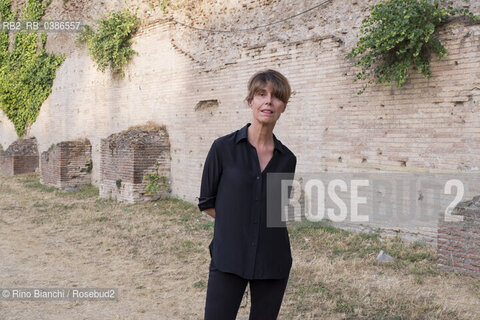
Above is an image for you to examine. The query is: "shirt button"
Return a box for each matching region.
[251,242,256,246]
[256,176,260,180]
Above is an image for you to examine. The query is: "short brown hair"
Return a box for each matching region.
[245,69,291,105]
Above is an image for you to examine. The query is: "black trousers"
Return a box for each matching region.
[204,260,289,320]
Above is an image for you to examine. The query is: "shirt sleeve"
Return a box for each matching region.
[288,155,297,199]
[198,140,222,212]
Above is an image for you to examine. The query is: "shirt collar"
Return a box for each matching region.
[235,123,284,153]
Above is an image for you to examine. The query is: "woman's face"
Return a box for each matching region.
[248,82,286,125]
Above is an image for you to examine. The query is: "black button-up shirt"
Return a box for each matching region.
[198,123,297,279]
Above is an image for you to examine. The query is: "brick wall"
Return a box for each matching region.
[0,137,39,175]
[0,0,477,241]
[0,155,13,176]
[437,196,480,277]
[99,125,171,203]
[0,109,17,151]
[12,156,39,175]
[40,139,92,188]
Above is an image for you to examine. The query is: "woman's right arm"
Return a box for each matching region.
[198,140,222,217]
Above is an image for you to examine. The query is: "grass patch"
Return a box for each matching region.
[18,175,98,199]
[193,279,206,289]
[287,271,457,319]
[197,221,214,231]
[94,198,116,209]
[0,184,19,195]
[289,219,349,235]
[94,216,109,223]
[173,239,204,260]
[289,219,437,271]
[1,205,25,211]
[33,201,49,208]
[284,219,454,318]
[74,184,99,199]
[23,179,57,193]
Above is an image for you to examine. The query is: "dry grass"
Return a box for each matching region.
[127,121,167,132]
[0,173,479,319]
[283,220,480,319]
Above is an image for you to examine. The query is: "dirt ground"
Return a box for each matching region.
[1,173,480,320]
[0,173,223,320]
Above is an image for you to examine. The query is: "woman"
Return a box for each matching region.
[198,69,297,320]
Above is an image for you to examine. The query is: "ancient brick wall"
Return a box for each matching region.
[0,155,13,176]
[0,0,478,241]
[40,145,61,185]
[438,196,480,277]
[40,139,92,188]
[0,137,39,175]
[100,125,171,203]
[0,110,17,151]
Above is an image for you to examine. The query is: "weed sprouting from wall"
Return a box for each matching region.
[76,9,140,78]
[347,0,480,94]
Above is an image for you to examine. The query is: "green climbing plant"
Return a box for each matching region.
[76,9,140,77]
[0,0,65,137]
[346,0,480,94]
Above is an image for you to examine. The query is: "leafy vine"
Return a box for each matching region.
[0,0,65,136]
[346,0,480,94]
[76,9,140,77]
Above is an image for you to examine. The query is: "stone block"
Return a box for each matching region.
[40,139,92,189]
[437,196,480,277]
[99,124,171,203]
[0,137,39,176]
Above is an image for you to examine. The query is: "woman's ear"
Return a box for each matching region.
[281,103,287,113]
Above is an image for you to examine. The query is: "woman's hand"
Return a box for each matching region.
[203,208,216,219]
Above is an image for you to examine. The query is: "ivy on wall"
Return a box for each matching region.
[76,9,140,77]
[347,0,480,94]
[0,0,65,137]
